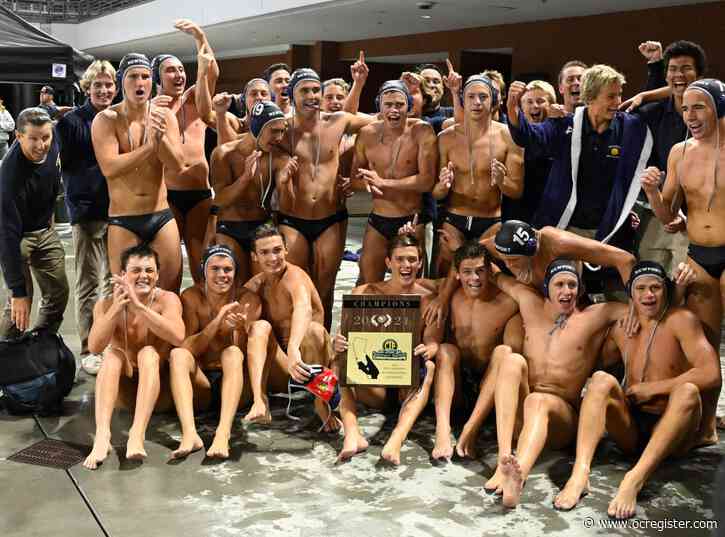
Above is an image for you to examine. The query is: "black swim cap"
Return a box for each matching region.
[200,244,237,280]
[250,100,286,139]
[375,80,412,112]
[461,74,499,108]
[625,261,669,298]
[494,220,537,256]
[151,54,181,87]
[687,79,725,119]
[288,68,320,98]
[117,53,151,96]
[543,259,580,298]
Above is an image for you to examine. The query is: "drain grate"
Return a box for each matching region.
[8,438,87,469]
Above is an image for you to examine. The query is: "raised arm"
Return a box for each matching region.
[432,134,454,200]
[506,80,564,156]
[641,145,682,225]
[344,110,376,135]
[551,228,636,284]
[344,51,368,114]
[87,297,124,355]
[153,107,185,173]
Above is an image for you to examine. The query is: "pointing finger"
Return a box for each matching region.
[446,58,454,74]
[412,213,419,227]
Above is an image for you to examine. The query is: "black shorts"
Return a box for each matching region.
[217,219,267,252]
[441,211,501,241]
[688,243,725,280]
[108,208,175,244]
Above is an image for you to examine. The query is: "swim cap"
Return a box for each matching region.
[687,79,725,119]
[543,259,581,298]
[288,68,321,98]
[375,80,413,112]
[200,244,237,280]
[117,53,151,96]
[250,100,286,139]
[461,74,499,108]
[494,220,538,256]
[151,54,181,87]
[625,260,670,298]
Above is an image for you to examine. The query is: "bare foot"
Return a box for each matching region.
[607,473,642,519]
[484,465,504,493]
[243,400,272,424]
[170,433,204,460]
[554,472,590,511]
[432,428,454,461]
[206,431,231,459]
[125,433,148,461]
[500,454,524,508]
[337,431,369,463]
[83,432,112,470]
[380,441,402,466]
[315,398,342,432]
[455,424,479,459]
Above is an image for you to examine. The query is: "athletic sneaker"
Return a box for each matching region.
[81,353,103,375]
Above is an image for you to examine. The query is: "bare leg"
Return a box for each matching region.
[486,348,529,492]
[126,346,162,461]
[358,224,389,285]
[434,222,464,279]
[208,346,245,459]
[280,224,311,272]
[502,392,577,508]
[150,219,183,293]
[381,360,436,465]
[299,321,340,432]
[169,348,205,459]
[457,346,506,459]
[184,198,213,284]
[83,349,124,470]
[608,383,702,520]
[312,220,346,331]
[107,224,141,277]
[243,320,273,424]
[337,387,370,462]
[555,372,637,510]
[432,343,460,461]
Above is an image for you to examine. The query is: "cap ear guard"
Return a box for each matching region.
[542,260,584,299]
[200,244,237,281]
[375,81,414,113]
[459,75,499,110]
[625,261,674,301]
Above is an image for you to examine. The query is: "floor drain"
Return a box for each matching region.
[8,438,87,469]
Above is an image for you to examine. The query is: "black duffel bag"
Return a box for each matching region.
[0,329,75,415]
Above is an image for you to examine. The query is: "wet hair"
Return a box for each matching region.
[252,223,286,251]
[580,64,626,104]
[664,40,707,77]
[387,234,422,258]
[80,60,116,93]
[120,243,160,272]
[16,107,52,133]
[482,70,506,99]
[263,63,291,82]
[557,60,588,85]
[524,80,556,104]
[322,78,350,95]
[453,240,491,271]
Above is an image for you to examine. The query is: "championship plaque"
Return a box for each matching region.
[339,294,421,388]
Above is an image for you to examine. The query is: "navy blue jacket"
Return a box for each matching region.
[55,100,109,224]
[509,107,652,244]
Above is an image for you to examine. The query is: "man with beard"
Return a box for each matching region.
[169,244,261,460]
[92,53,184,292]
[352,80,437,284]
[56,60,116,374]
[83,244,185,469]
[151,19,219,283]
[206,101,289,284]
[433,74,523,276]
[553,261,719,519]
[277,68,374,329]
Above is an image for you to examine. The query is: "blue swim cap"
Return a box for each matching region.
[250,100,286,138]
[688,79,725,119]
[288,68,321,98]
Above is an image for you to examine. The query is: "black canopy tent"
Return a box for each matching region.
[0,5,93,109]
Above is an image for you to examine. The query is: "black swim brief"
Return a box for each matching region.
[367,212,426,241]
[631,407,661,451]
[277,210,348,244]
[217,219,267,252]
[688,243,725,280]
[167,189,212,217]
[108,208,175,244]
[441,211,501,241]
[204,369,223,412]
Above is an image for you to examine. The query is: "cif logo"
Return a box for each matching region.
[382,338,398,351]
[371,314,392,328]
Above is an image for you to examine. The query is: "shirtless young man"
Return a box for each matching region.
[263,63,292,116]
[440,242,522,461]
[277,68,374,329]
[333,235,441,464]
[242,225,337,427]
[434,74,524,276]
[83,244,185,469]
[92,53,184,292]
[352,80,437,283]
[553,261,720,518]
[152,20,219,283]
[641,79,725,348]
[169,245,261,460]
[207,101,288,283]
[485,260,628,507]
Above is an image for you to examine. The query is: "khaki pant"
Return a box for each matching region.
[73,220,112,356]
[635,207,689,274]
[0,227,69,338]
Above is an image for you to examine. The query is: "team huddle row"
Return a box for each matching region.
[2,18,724,520]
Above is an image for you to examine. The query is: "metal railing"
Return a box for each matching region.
[2,0,154,23]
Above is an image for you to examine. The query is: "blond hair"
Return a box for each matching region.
[525,80,556,104]
[80,60,117,93]
[482,70,506,95]
[580,64,625,104]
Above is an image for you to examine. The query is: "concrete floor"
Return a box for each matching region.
[1,216,724,537]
